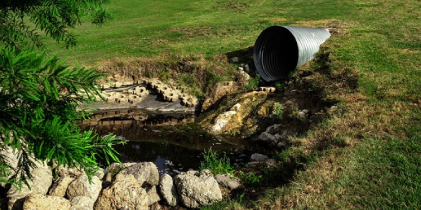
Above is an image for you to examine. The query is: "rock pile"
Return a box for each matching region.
[3,149,224,210]
[256,124,288,147]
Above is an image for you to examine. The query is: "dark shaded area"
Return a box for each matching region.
[0,185,8,210]
[200,46,360,204]
[253,26,299,81]
[80,111,270,175]
[225,46,257,76]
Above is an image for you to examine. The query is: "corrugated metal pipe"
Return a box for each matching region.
[253,26,331,82]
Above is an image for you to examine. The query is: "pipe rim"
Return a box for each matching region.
[253,26,299,82]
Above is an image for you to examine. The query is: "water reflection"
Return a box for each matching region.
[114,141,203,175]
[80,109,263,175]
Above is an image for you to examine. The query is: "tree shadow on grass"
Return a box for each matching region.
[203,46,360,206]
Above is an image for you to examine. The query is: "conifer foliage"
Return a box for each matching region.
[0,0,123,185]
[0,47,125,184]
[0,0,110,49]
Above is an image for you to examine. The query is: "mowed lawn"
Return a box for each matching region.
[45,0,355,64]
[45,0,420,209]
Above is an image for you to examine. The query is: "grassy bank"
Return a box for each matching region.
[45,0,420,208]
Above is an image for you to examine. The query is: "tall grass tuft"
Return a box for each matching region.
[199,148,234,175]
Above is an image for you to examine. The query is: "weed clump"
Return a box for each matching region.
[200,148,234,175]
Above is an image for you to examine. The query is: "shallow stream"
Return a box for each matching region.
[80,109,268,175]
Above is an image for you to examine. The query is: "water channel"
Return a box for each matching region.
[79,108,268,175]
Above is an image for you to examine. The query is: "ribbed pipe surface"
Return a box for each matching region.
[253,26,331,82]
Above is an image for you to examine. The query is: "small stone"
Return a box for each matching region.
[237,66,244,71]
[266,159,277,166]
[215,174,241,190]
[244,64,250,72]
[298,111,306,118]
[250,153,268,162]
[231,57,239,63]
[239,70,250,81]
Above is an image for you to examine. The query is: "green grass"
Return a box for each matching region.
[45,0,277,64]
[199,148,234,175]
[263,134,421,209]
[343,135,421,209]
[42,0,420,208]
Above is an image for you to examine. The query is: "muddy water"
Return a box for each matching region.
[80,109,265,175]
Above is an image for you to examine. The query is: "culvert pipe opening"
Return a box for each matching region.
[253,26,331,82]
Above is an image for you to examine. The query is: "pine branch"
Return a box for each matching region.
[0,47,124,186]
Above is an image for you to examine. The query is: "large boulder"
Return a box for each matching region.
[174,170,222,208]
[22,194,70,210]
[49,176,75,197]
[7,167,53,210]
[94,173,148,210]
[117,162,159,186]
[103,162,136,182]
[159,174,178,206]
[66,175,102,200]
[70,196,95,210]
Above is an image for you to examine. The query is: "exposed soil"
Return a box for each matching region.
[85,44,359,203]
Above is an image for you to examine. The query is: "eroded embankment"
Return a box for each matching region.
[86,45,359,192]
